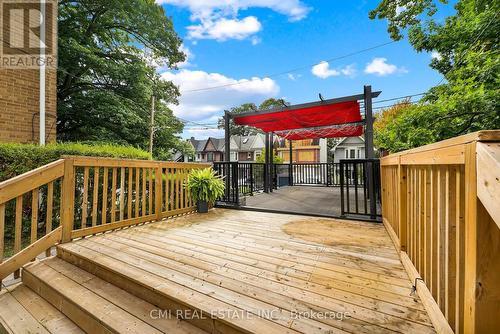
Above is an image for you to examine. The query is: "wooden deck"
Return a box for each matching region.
[15,208,435,334]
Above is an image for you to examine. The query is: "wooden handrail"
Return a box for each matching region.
[476,142,500,228]
[0,159,64,204]
[380,130,500,334]
[0,156,211,288]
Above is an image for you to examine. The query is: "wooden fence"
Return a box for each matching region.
[0,157,209,286]
[380,130,500,334]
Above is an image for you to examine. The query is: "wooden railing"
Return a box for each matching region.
[380,130,500,334]
[0,156,209,286]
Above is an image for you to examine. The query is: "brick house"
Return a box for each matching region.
[0,2,58,144]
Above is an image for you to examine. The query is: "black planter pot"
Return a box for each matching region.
[197,201,209,213]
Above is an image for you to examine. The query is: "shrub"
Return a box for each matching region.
[0,141,151,181]
[186,168,225,205]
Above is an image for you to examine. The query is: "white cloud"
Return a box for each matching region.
[311,61,356,79]
[161,69,279,123]
[364,58,407,76]
[158,0,310,21]
[178,44,194,68]
[158,0,310,42]
[340,64,356,77]
[188,16,262,41]
[287,73,301,81]
[311,61,340,79]
[431,51,442,60]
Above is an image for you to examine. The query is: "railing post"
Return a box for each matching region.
[463,142,478,334]
[249,163,254,195]
[340,162,345,217]
[155,164,162,221]
[61,158,75,243]
[398,157,407,251]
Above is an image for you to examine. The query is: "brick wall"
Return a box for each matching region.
[0,1,57,144]
[0,69,57,143]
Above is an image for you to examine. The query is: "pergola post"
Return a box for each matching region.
[264,132,270,193]
[224,110,231,199]
[364,85,376,219]
[269,132,274,192]
[364,85,374,159]
[289,140,293,186]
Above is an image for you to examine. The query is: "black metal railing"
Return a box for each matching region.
[340,159,381,219]
[212,162,240,205]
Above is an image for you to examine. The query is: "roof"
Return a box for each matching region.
[232,133,265,151]
[189,137,225,152]
[332,136,365,151]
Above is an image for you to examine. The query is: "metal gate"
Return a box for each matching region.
[339,159,381,220]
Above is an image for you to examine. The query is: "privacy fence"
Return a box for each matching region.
[380,131,500,334]
[0,157,209,286]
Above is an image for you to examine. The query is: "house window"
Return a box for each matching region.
[207,152,213,162]
[247,152,252,159]
[345,149,356,159]
[234,152,238,161]
[201,153,205,160]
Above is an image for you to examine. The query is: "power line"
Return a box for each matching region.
[181,40,398,93]
[372,93,425,104]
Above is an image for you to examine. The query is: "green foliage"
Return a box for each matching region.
[255,149,284,164]
[0,142,150,181]
[370,0,499,152]
[218,98,290,136]
[186,168,225,205]
[57,0,187,158]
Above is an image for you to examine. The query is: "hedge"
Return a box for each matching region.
[0,142,151,182]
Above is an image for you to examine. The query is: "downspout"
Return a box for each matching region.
[39,0,46,145]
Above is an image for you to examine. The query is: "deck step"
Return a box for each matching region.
[22,257,208,334]
[0,283,82,334]
[57,242,302,334]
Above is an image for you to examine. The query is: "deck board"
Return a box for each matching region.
[64,209,436,334]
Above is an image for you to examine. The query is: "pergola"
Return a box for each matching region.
[223,85,380,195]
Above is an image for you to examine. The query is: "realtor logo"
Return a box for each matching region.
[1,0,57,68]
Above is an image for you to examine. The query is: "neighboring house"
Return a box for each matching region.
[230,134,266,162]
[184,134,266,163]
[331,136,366,163]
[189,137,226,162]
[275,138,328,163]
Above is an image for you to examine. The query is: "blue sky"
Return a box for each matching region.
[157,0,456,139]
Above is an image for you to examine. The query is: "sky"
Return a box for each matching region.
[156,0,456,139]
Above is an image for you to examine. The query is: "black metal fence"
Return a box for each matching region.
[213,160,382,220]
[339,159,381,219]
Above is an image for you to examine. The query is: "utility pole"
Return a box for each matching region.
[149,94,155,158]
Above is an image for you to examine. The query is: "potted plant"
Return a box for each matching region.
[186,168,225,213]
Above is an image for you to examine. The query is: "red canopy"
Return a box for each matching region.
[233,100,363,139]
[274,124,364,140]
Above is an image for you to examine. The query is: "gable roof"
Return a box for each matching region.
[332,136,365,151]
[231,134,265,151]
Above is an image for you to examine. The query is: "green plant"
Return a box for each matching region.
[256,149,284,164]
[0,141,150,182]
[186,168,225,205]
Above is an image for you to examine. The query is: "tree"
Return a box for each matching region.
[255,149,284,164]
[218,98,290,136]
[57,0,188,159]
[370,0,500,152]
